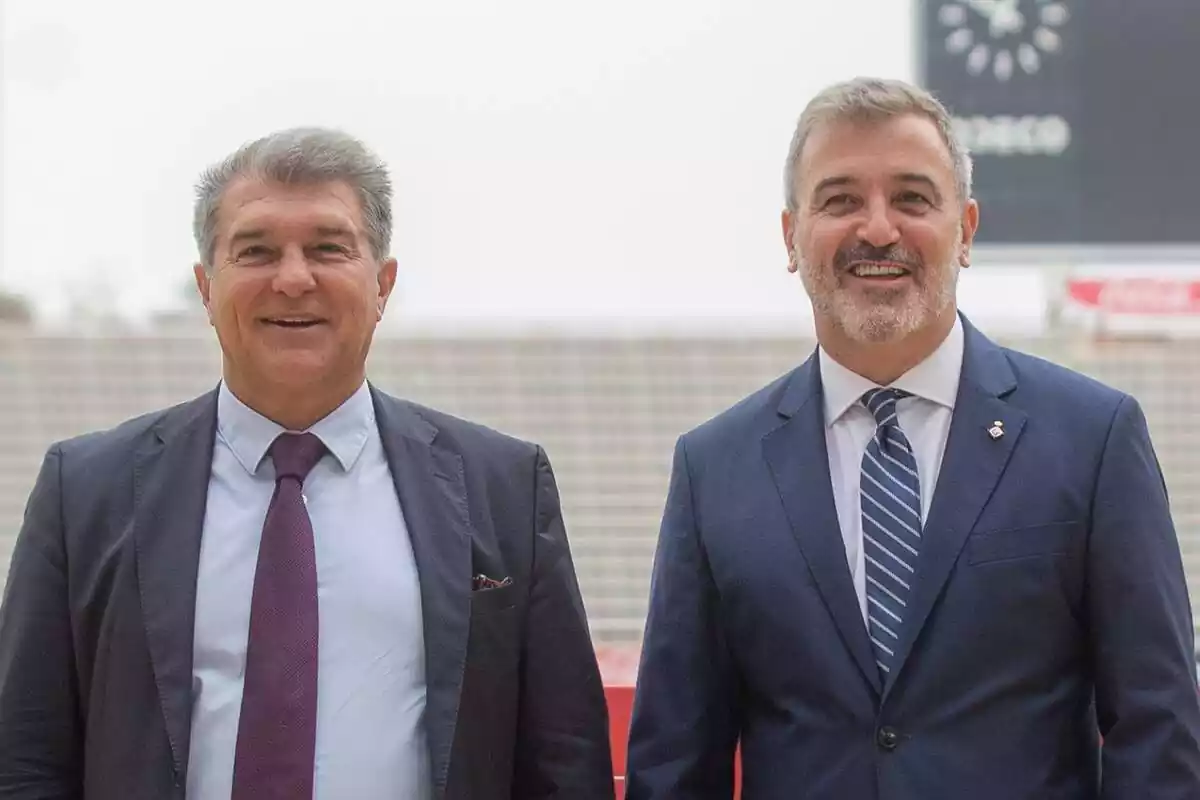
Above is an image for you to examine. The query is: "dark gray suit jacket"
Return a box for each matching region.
[0,386,614,799]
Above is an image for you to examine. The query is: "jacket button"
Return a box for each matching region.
[876,726,900,751]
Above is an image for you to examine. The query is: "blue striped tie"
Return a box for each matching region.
[860,388,922,679]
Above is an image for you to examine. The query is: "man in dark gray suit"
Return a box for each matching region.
[0,127,614,800]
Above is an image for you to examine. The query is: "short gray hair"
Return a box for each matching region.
[193,126,393,269]
[783,77,972,211]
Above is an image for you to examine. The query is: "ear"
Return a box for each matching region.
[781,209,799,273]
[376,257,398,320]
[958,198,980,268]
[193,263,215,324]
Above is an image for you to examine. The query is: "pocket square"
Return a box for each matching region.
[472,573,512,591]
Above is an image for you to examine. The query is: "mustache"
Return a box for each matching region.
[833,244,922,271]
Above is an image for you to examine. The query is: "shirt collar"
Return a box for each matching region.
[819,315,964,427]
[216,381,375,476]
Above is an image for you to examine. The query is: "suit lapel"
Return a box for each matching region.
[372,389,472,800]
[762,356,883,697]
[884,320,1025,696]
[133,391,218,785]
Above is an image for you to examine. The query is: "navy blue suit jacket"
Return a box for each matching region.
[626,317,1200,799]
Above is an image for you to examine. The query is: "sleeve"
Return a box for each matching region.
[624,436,739,800]
[511,445,616,799]
[1089,395,1200,797]
[0,444,85,799]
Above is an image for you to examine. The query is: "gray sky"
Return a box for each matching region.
[1,0,915,328]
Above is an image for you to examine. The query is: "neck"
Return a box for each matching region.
[818,312,955,386]
[223,369,365,431]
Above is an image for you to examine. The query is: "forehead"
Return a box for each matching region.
[797,113,956,193]
[216,177,366,241]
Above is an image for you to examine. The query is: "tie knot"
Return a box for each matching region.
[861,387,909,428]
[270,432,326,482]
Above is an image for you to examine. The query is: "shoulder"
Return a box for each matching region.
[374,391,543,466]
[957,314,1127,423]
[372,392,554,530]
[998,345,1132,427]
[52,393,213,471]
[679,365,805,457]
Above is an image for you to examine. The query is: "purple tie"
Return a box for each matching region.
[231,432,327,800]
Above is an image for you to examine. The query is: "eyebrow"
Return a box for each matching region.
[810,173,944,204]
[314,226,356,239]
[228,229,267,248]
[227,225,357,249]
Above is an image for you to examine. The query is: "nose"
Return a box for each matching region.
[272,248,317,297]
[856,197,901,249]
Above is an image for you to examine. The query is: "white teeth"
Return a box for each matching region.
[852,264,907,277]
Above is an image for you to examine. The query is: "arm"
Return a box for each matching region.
[625,437,738,800]
[512,446,615,799]
[1089,396,1200,797]
[0,445,84,799]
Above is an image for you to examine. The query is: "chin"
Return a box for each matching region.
[839,304,928,344]
[845,320,908,344]
[262,356,334,387]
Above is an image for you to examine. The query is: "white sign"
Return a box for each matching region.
[953,114,1071,156]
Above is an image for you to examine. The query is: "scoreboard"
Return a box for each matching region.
[917,0,1200,245]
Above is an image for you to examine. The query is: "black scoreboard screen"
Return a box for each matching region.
[917,0,1200,245]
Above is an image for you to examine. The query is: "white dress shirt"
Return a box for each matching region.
[187,381,431,799]
[819,317,965,623]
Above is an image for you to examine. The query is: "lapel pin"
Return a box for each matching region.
[987,420,1004,440]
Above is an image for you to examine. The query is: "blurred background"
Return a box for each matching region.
[3,0,1200,691]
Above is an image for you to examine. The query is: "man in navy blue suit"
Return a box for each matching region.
[625,77,1200,799]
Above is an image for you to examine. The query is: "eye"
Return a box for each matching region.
[896,191,932,207]
[235,245,272,261]
[821,194,858,213]
[313,243,351,256]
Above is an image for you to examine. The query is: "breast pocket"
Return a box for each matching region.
[470,582,519,614]
[461,581,521,757]
[958,521,1087,660]
[967,521,1081,566]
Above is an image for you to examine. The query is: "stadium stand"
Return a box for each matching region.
[2,326,1199,647]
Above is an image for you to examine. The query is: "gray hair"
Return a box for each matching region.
[783,77,972,211]
[193,126,393,270]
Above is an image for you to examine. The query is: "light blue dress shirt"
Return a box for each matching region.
[186,381,431,799]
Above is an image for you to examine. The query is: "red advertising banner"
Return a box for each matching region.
[1061,267,1200,337]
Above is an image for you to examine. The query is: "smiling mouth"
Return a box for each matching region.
[262,317,326,329]
[848,261,911,279]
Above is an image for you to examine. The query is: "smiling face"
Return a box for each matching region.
[782,113,978,347]
[193,176,397,426]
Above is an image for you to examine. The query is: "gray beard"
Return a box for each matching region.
[798,256,959,343]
